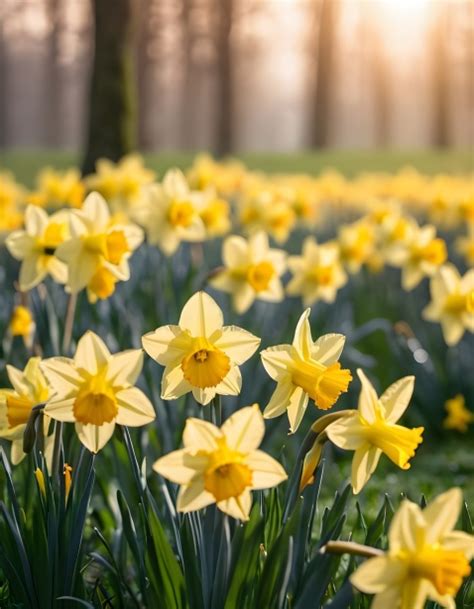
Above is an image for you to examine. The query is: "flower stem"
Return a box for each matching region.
[321,541,384,558]
[211,395,222,426]
[62,293,77,355]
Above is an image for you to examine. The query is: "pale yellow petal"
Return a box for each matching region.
[287,385,309,433]
[44,397,76,422]
[380,376,415,424]
[82,192,110,228]
[441,317,465,346]
[222,234,249,267]
[350,556,406,593]
[357,369,379,423]
[422,487,463,544]
[179,291,223,338]
[25,205,48,235]
[74,331,111,374]
[142,325,190,366]
[324,413,366,450]
[213,326,260,365]
[312,333,346,366]
[177,479,215,512]
[400,578,430,609]
[161,364,193,400]
[6,364,29,395]
[263,379,294,419]
[192,387,217,405]
[442,531,474,559]
[153,449,209,484]
[115,387,155,426]
[19,256,45,290]
[40,357,82,397]
[260,345,293,381]
[76,420,116,453]
[221,404,264,452]
[182,417,221,450]
[292,309,312,360]
[245,449,287,489]
[233,283,255,314]
[107,349,144,386]
[351,445,382,494]
[371,586,405,609]
[217,489,252,521]
[388,499,424,552]
[10,438,26,465]
[215,365,242,396]
[5,232,35,260]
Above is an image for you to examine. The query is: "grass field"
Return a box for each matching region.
[1,149,473,186]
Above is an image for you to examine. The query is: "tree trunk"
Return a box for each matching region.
[214,0,233,157]
[44,0,61,147]
[137,0,153,150]
[82,0,137,175]
[430,12,450,147]
[309,0,338,148]
[0,17,7,148]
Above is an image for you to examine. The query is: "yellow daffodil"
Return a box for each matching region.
[41,331,155,453]
[388,223,447,290]
[351,488,474,609]
[443,394,473,432]
[85,154,155,216]
[153,404,287,520]
[0,357,51,464]
[9,305,35,340]
[6,205,69,290]
[337,219,376,274]
[197,189,231,238]
[260,309,352,432]
[55,192,143,299]
[0,172,24,237]
[210,231,287,314]
[136,169,205,256]
[423,264,474,346]
[287,237,347,306]
[142,291,260,405]
[27,167,85,209]
[239,187,296,245]
[324,369,423,493]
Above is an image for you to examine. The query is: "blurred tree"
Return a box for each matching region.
[0,14,7,148]
[82,0,137,175]
[137,0,153,149]
[429,6,451,148]
[308,0,340,148]
[44,0,61,147]
[214,0,234,157]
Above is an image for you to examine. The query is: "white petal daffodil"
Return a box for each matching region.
[142,291,261,405]
[351,488,474,609]
[153,404,287,520]
[210,231,287,314]
[41,331,155,453]
[6,205,69,291]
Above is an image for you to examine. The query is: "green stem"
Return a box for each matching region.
[62,293,77,355]
[211,395,222,426]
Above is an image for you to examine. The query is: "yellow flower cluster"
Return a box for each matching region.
[2,154,471,347]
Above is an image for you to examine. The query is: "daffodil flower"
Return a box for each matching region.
[85,154,156,216]
[351,488,474,609]
[261,308,352,432]
[6,205,69,290]
[210,231,287,314]
[287,237,347,306]
[153,404,287,520]
[41,331,155,453]
[55,192,143,300]
[136,169,205,256]
[0,357,52,465]
[142,291,260,405]
[443,394,473,433]
[325,369,423,493]
[423,263,474,346]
